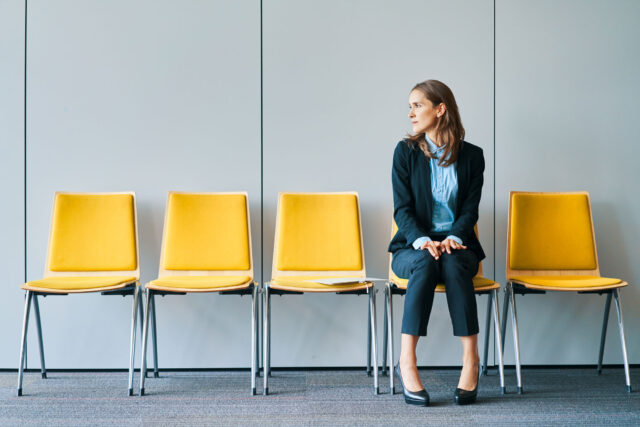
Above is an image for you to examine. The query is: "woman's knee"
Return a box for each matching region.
[412,250,439,274]
[440,251,478,277]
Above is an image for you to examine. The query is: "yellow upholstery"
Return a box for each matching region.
[510,275,624,290]
[163,193,250,270]
[147,275,252,291]
[22,276,136,293]
[270,276,372,292]
[49,194,137,271]
[509,193,596,270]
[275,193,363,271]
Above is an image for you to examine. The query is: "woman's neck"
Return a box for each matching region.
[425,130,442,147]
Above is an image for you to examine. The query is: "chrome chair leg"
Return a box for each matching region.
[501,285,509,353]
[381,289,388,376]
[267,288,272,378]
[366,297,372,376]
[17,290,33,396]
[251,284,257,395]
[386,284,395,395]
[258,288,263,377]
[492,289,506,394]
[508,283,523,394]
[597,292,612,375]
[263,284,270,395]
[127,285,140,396]
[481,292,492,376]
[613,289,632,393]
[137,291,144,347]
[150,293,159,378]
[32,294,47,379]
[369,287,379,395]
[139,288,151,396]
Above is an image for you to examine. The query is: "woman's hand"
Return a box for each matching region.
[420,240,442,259]
[440,238,468,254]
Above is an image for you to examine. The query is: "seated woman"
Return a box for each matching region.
[389,79,485,406]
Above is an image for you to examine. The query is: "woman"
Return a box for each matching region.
[389,79,485,406]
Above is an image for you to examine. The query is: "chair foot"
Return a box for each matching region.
[374,386,379,395]
[128,388,134,397]
[390,386,395,395]
[140,388,145,396]
[481,366,488,376]
[17,388,22,397]
[263,387,269,396]
[366,370,372,377]
[627,385,632,393]
[41,372,47,379]
[596,368,602,375]
[154,372,159,379]
[500,386,506,395]
[517,386,523,395]
[251,387,256,396]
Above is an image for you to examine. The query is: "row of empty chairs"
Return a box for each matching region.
[16,191,631,398]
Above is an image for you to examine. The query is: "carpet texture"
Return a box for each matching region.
[1,368,638,426]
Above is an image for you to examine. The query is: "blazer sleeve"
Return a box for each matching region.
[449,147,484,238]
[392,142,429,244]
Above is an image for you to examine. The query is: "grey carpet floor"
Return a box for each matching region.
[1,368,639,426]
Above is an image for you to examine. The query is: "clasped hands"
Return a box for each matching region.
[420,238,467,260]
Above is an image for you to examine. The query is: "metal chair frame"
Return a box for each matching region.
[262,285,378,395]
[501,282,632,394]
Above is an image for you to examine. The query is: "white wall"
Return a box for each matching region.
[0,0,25,368]
[1,0,637,369]
[263,0,494,367]
[25,0,260,368]
[495,0,640,365]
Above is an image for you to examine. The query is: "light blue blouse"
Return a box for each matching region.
[412,135,462,249]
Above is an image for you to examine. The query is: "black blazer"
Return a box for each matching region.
[388,139,486,261]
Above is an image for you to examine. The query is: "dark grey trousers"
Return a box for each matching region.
[392,247,479,337]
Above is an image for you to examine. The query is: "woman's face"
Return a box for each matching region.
[408,89,443,134]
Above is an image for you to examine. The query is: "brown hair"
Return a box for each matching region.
[406,79,465,167]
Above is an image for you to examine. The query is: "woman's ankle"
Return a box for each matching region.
[399,354,417,367]
[462,354,480,366]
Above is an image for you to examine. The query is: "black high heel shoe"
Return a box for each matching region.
[394,364,429,406]
[454,368,479,405]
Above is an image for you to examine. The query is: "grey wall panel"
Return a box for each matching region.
[0,0,25,368]
[264,0,494,366]
[496,0,640,364]
[26,0,260,368]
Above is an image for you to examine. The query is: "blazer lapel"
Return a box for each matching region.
[455,147,467,214]
[418,151,433,226]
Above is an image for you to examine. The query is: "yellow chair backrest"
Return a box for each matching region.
[159,192,252,274]
[45,192,139,276]
[272,192,365,274]
[507,191,599,274]
[389,220,484,280]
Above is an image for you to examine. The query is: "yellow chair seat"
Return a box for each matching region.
[146,275,253,293]
[22,276,137,293]
[510,275,625,291]
[270,276,373,293]
[389,275,499,292]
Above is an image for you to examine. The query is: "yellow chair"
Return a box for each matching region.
[263,192,379,395]
[18,192,142,396]
[139,192,259,395]
[383,221,505,395]
[502,191,631,393]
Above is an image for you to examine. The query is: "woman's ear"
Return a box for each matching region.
[436,103,447,118]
